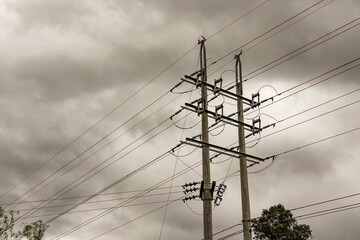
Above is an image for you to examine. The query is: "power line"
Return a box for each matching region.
[0,44,198,201]
[206,0,272,40]
[291,192,360,212]
[10,191,183,213]
[0,185,183,206]
[296,202,360,221]
[213,191,360,239]
[24,199,181,220]
[227,126,360,179]
[210,91,360,166]
[244,18,360,81]
[89,198,182,240]
[159,85,196,240]
[272,126,360,158]
[47,122,360,239]
[19,116,176,220]
[244,58,360,117]
[50,160,203,239]
[208,0,332,69]
[6,90,181,210]
[19,108,229,221]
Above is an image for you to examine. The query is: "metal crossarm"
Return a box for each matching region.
[185,138,264,163]
[182,75,253,105]
[184,103,254,131]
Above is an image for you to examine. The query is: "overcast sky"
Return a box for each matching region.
[0,0,359,239]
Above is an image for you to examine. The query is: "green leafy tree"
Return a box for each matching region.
[0,207,48,240]
[251,204,312,240]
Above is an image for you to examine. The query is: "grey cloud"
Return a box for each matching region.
[7,0,93,30]
[0,0,359,239]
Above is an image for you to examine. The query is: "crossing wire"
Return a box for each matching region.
[50,160,203,239]
[0,44,198,201]
[209,3,356,80]
[31,123,360,239]
[244,58,360,117]
[6,90,179,210]
[216,198,360,239]
[244,18,360,81]
[208,0,332,69]
[225,126,360,180]
[18,110,229,221]
[0,185,183,206]
[58,103,360,239]
[10,191,184,213]
[18,115,178,220]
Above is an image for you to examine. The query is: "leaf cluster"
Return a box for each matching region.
[251,204,311,240]
[0,207,48,240]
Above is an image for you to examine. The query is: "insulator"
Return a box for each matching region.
[197,98,204,115]
[252,118,261,134]
[213,78,223,94]
[251,92,260,108]
[215,104,223,122]
[214,196,222,206]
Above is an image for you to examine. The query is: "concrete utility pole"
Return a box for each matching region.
[199,38,213,240]
[235,53,252,240]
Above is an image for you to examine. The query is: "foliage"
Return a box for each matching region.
[0,207,48,240]
[251,204,312,240]
[0,208,18,239]
[21,220,47,240]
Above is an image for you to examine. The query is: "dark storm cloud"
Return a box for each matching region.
[0,0,359,239]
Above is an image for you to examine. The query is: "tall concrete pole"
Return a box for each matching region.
[235,54,252,240]
[199,38,213,240]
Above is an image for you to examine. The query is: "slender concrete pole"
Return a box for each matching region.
[235,54,252,240]
[199,38,213,240]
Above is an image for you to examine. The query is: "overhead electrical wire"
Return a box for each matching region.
[291,192,360,212]
[34,123,360,238]
[295,202,360,221]
[271,126,360,158]
[207,86,360,165]
[217,197,360,239]
[89,198,182,240]
[209,15,358,82]
[208,0,333,70]
[159,83,197,240]
[10,191,183,213]
[6,90,183,211]
[50,160,203,239]
[20,104,240,222]
[244,18,360,81]
[188,21,359,128]
[226,125,360,180]
[23,199,181,220]
[244,58,360,117]
[0,44,198,201]
[18,115,182,220]
[205,0,272,39]
[217,230,244,240]
[0,185,183,206]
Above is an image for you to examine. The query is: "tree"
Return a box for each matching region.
[251,204,311,240]
[0,207,48,240]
